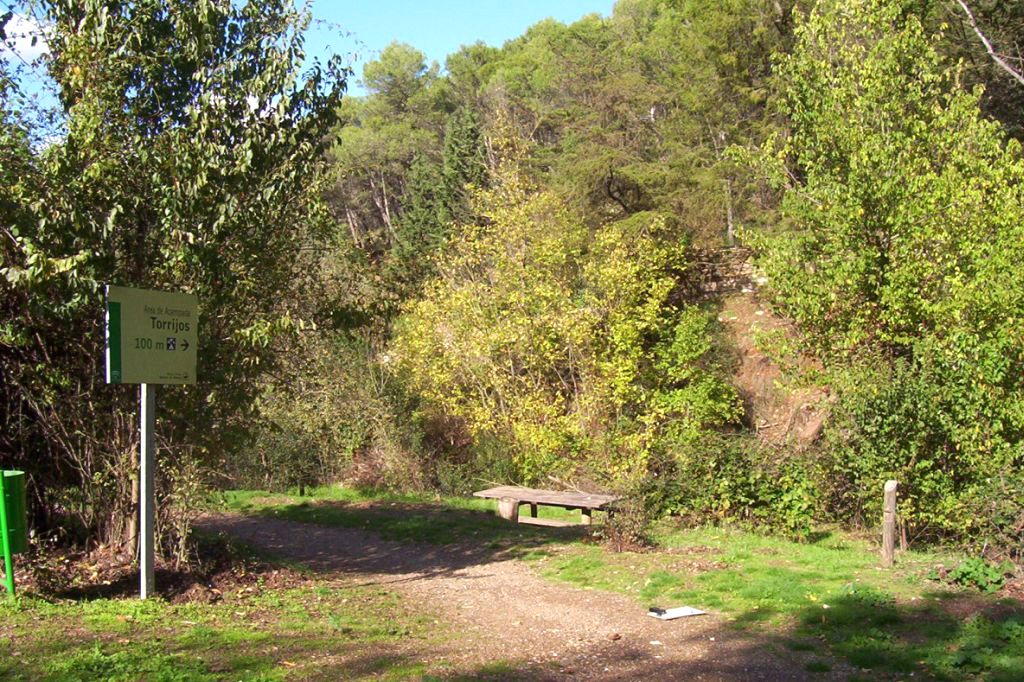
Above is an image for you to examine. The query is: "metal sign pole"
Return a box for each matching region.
[140,383,156,599]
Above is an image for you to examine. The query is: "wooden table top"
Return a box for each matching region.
[473,485,620,509]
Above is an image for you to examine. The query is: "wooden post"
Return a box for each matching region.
[497,497,520,523]
[529,503,538,518]
[882,480,898,568]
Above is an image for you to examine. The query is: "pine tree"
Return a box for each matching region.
[440,108,487,224]
[391,156,446,287]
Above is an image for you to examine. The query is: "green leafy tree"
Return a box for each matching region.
[471,0,799,243]
[389,155,446,286]
[387,108,486,290]
[0,0,345,548]
[328,42,448,256]
[751,0,1024,542]
[920,0,1024,139]
[443,42,502,111]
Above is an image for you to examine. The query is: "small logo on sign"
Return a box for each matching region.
[166,337,176,351]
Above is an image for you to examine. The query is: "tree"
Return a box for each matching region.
[389,155,446,287]
[392,133,739,483]
[443,42,502,111]
[328,43,448,257]
[0,0,346,549]
[440,107,487,224]
[469,0,799,244]
[900,0,1024,139]
[751,0,1024,542]
[387,108,486,290]
[362,42,443,115]
[943,0,1024,139]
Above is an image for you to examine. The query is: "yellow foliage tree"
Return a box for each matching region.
[393,141,740,483]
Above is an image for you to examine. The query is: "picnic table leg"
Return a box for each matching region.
[581,509,592,526]
[529,503,538,518]
[498,497,520,523]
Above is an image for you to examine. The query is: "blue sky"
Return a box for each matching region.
[1,1,616,101]
[306,1,616,95]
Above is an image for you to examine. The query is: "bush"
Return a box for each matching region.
[946,558,1015,594]
[393,145,741,486]
[602,497,658,552]
[595,475,664,552]
[822,356,1024,548]
[657,434,818,539]
[432,435,520,496]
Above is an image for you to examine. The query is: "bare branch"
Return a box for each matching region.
[955,0,1024,88]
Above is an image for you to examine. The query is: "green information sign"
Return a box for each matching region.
[105,285,198,385]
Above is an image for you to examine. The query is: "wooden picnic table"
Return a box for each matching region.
[473,485,619,526]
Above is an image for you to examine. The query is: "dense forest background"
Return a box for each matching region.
[2,0,1023,562]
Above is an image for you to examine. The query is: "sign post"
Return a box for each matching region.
[140,384,156,598]
[105,285,197,599]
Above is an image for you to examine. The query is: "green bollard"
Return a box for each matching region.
[3,471,27,554]
[1,470,28,595]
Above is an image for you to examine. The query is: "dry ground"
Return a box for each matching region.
[198,512,842,681]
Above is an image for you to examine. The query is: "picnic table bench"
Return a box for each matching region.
[473,485,619,526]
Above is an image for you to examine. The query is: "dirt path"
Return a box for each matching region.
[198,513,834,681]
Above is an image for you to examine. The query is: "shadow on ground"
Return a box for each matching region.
[707,564,1024,681]
[0,619,840,681]
[783,588,1024,681]
[193,505,1024,681]
[198,502,588,586]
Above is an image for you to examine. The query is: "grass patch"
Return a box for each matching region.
[541,522,1024,680]
[0,579,449,681]
[46,644,216,682]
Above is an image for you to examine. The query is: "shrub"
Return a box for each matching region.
[654,434,819,539]
[946,557,1015,594]
[393,144,741,486]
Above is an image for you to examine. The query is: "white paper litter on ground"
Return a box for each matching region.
[647,606,706,620]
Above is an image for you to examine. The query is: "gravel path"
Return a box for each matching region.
[198,513,835,681]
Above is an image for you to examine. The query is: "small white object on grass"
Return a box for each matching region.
[647,606,706,620]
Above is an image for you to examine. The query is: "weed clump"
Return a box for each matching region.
[939,557,1016,594]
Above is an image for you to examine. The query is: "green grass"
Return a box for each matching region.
[538,524,1024,680]
[219,487,1024,681]
[0,580,449,681]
